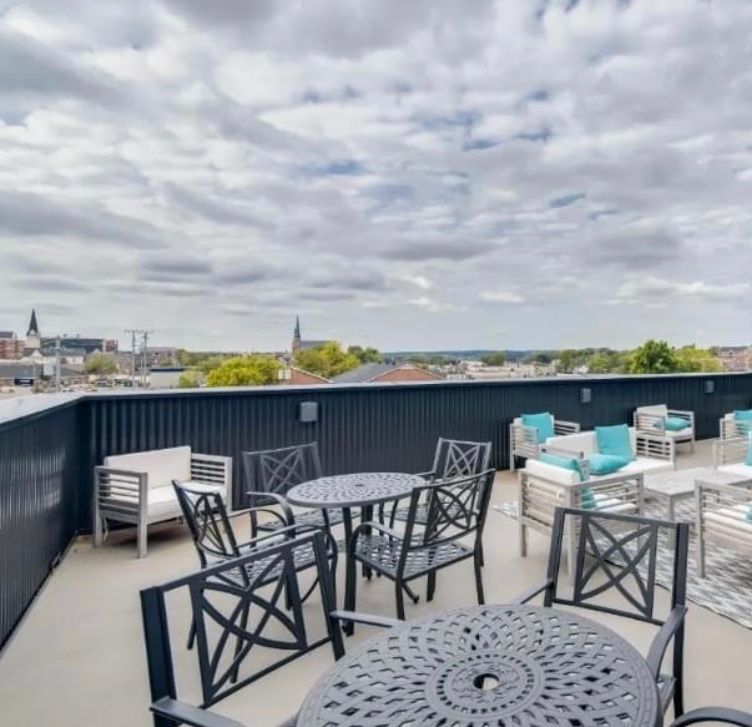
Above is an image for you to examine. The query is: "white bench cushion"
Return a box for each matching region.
[104,446,192,490]
[524,458,581,485]
[717,463,752,479]
[705,505,752,540]
[108,480,226,520]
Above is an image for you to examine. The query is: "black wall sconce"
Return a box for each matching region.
[704,380,715,395]
[299,401,318,423]
[580,387,592,404]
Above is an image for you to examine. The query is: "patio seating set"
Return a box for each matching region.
[515,404,752,576]
[89,408,752,726]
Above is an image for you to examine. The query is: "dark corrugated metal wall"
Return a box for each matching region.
[3,372,752,649]
[0,403,83,650]
[85,373,752,517]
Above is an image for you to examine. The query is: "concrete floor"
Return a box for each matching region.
[1,440,752,726]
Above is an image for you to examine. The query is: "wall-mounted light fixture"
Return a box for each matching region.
[704,380,715,395]
[580,387,592,404]
[299,401,318,423]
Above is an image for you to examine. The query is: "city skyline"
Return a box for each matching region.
[2,1,752,350]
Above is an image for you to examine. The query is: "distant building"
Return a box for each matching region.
[716,347,751,372]
[291,316,331,355]
[149,367,185,389]
[24,309,41,353]
[278,366,331,385]
[332,362,443,384]
[41,336,118,355]
[0,331,25,360]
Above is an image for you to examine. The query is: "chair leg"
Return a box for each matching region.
[478,540,485,568]
[186,617,196,650]
[519,523,528,557]
[137,518,148,559]
[395,581,406,620]
[402,581,420,604]
[673,626,685,717]
[427,571,436,602]
[474,550,485,605]
[344,554,357,636]
[93,513,103,548]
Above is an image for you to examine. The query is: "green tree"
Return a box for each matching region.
[177,369,203,388]
[294,341,360,378]
[556,349,581,373]
[626,340,679,374]
[84,354,118,375]
[481,351,506,366]
[205,355,281,387]
[587,350,626,373]
[347,345,382,364]
[674,345,722,373]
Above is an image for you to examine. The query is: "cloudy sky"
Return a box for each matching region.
[1,0,752,352]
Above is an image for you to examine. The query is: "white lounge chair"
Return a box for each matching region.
[93,446,232,558]
[634,404,694,453]
[509,414,580,470]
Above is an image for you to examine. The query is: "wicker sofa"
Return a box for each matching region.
[633,404,695,453]
[93,446,232,558]
[509,415,580,470]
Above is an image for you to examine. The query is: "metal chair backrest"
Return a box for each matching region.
[545,507,689,625]
[140,530,343,712]
[432,438,492,481]
[402,469,495,556]
[173,480,240,568]
[242,442,322,504]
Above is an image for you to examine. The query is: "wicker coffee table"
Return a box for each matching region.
[644,467,747,524]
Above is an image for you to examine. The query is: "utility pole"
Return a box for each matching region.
[141,330,152,387]
[54,336,61,392]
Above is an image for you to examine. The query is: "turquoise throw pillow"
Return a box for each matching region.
[580,486,597,509]
[522,412,554,444]
[664,416,689,432]
[588,453,629,475]
[734,410,752,422]
[595,424,634,460]
[746,505,752,524]
[746,432,752,467]
[539,452,583,480]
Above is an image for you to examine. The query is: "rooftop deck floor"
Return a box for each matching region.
[1,440,752,726]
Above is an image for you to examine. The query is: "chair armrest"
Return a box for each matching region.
[508,579,554,605]
[646,606,687,679]
[713,437,748,467]
[236,523,335,550]
[671,707,752,727]
[151,697,250,727]
[245,490,294,525]
[330,609,402,629]
[635,432,675,461]
[553,419,580,434]
[229,506,290,530]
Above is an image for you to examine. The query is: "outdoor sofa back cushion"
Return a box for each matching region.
[595,424,634,460]
[547,430,598,456]
[735,410,752,422]
[525,457,581,485]
[637,404,668,417]
[521,412,554,443]
[104,446,192,489]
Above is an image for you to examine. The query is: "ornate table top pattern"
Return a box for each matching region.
[286,472,426,508]
[297,605,659,727]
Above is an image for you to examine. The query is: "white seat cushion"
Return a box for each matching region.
[545,431,598,455]
[717,463,752,479]
[592,494,638,514]
[104,446,192,490]
[524,458,581,485]
[662,428,692,439]
[108,480,226,521]
[705,506,752,540]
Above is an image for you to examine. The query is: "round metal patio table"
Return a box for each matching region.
[296,604,660,727]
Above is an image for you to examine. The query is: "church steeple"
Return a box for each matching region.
[26,308,39,337]
[292,315,302,354]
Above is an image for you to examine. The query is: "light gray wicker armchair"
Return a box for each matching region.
[93,446,232,558]
[509,415,580,470]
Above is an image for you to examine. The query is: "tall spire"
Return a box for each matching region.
[27,308,39,337]
[294,315,301,340]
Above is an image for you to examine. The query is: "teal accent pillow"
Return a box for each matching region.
[664,416,689,432]
[746,432,752,467]
[522,412,554,444]
[539,452,583,481]
[587,453,629,475]
[580,486,597,510]
[734,410,752,422]
[595,424,634,460]
[746,505,752,524]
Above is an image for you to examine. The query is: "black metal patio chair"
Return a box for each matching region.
[345,469,495,629]
[173,480,339,649]
[141,529,400,727]
[241,442,346,535]
[512,506,690,720]
[671,708,752,726]
[385,437,492,527]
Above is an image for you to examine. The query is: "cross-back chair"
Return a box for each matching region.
[671,708,752,727]
[513,506,690,720]
[346,469,495,630]
[242,442,345,535]
[141,530,400,727]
